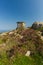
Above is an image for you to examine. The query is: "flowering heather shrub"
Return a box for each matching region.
[20,29,43,55]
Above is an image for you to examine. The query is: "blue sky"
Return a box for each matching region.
[0,0,43,30]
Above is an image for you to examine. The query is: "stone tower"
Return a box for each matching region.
[17,22,25,29]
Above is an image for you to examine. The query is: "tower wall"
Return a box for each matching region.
[17,22,25,29]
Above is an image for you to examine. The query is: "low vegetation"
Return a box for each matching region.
[0,28,43,65]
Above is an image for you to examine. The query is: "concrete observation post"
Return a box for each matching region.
[17,22,25,29]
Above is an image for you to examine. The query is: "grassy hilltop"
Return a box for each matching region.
[0,27,43,65]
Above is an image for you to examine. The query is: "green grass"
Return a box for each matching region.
[13,56,35,65]
[36,27,43,31]
[0,52,43,65]
[0,39,3,44]
[12,54,43,65]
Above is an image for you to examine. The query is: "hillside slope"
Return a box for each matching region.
[0,28,43,65]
